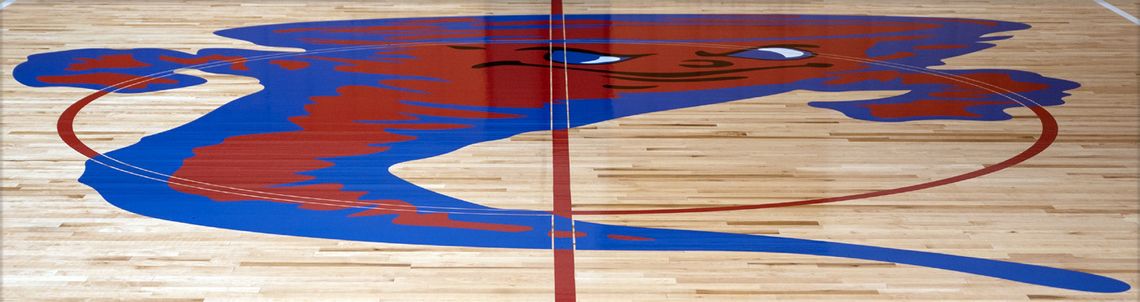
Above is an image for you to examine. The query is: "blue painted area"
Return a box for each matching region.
[730,47,814,60]
[13,14,1128,293]
[551,49,629,65]
[13,48,207,92]
[575,223,1131,293]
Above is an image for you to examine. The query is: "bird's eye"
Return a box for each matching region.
[549,49,629,65]
[729,47,813,60]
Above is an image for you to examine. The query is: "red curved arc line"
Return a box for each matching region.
[59,89,110,159]
[56,77,1057,217]
[573,105,1057,215]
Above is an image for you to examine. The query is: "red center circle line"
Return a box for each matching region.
[57,78,1059,217]
[54,47,1058,217]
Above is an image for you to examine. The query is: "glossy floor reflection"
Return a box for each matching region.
[3,1,1138,301]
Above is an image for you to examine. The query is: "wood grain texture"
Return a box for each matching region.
[2,0,1137,301]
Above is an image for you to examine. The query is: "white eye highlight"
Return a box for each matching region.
[578,56,625,64]
[730,47,814,60]
[756,47,809,58]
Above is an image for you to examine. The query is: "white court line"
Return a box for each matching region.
[558,7,577,253]
[0,0,15,10]
[1094,0,1140,25]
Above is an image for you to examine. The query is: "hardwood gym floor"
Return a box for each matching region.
[2,1,1137,301]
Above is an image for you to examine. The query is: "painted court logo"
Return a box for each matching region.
[13,15,1130,293]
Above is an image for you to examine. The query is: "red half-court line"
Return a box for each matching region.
[573,105,1058,215]
[552,128,576,302]
[549,0,577,301]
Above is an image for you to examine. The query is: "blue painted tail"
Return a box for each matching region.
[575,221,1131,293]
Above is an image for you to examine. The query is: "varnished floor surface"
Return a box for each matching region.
[2,1,1138,301]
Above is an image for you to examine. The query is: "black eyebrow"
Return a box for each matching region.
[515,46,651,58]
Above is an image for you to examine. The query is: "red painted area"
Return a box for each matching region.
[872,51,915,61]
[308,54,553,108]
[160,54,249,71]
[827,71,1048,98]
[550,230,586,238]
[351,207,531,232]
[269,59,310,70]
[66,54,150,71]
[38,73,177,90]
[301,37,937,112]
[954,73,1050,94]
[397,17,481,25]
[167,85,527,232]
[607,234,653,241]
[865,100,1008,119]
[551,0,563,15]
[553,249,577,302]
[825,70,901,85]
[240,18,966,128]
[278,18,946,113]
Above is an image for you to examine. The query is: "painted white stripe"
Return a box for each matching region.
[1094,0,1140,25]
[0,0,15,10]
